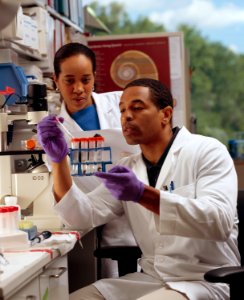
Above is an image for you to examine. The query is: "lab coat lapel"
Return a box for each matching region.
[132,155,149,185]
[155,127,190,189]
[59,103,83,140]
[93,93,114,129]
[155,150,174,189]
[59,93,115,133]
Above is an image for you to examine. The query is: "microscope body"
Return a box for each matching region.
[0,82,63,229]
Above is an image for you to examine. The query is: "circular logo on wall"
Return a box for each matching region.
[110,50,159,88]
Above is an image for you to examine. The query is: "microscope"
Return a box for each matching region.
[0,81,63,229]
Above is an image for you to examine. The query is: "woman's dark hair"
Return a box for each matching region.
[124,78,173,109]
[54,42,96,77]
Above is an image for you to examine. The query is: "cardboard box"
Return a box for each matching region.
[1,6,23,40]
[0,48,19,64]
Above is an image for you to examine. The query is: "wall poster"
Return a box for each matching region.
[87,32,190,128]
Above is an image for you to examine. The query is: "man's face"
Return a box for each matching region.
[119,86,165,146]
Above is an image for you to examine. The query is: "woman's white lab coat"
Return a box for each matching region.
[55,126,239,300]
[58,91,137,248]
[59,91,122,135]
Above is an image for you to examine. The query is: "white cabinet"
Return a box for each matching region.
[0,233,78,300]
[40,256,69,300]
[7,255,69,300]
[9,276,40,300]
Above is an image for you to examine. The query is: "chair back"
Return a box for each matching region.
[94,225,141,279]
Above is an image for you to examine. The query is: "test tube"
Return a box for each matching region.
[96,163,103,172]
[71,164,78,176]
[88,137,96,163]
[71,138,80,163]
[95,136,105,162]
[80,138,89,163]
[81,163,88,176]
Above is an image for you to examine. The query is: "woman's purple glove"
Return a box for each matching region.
[37,115,69,163]
[94,165,145,202]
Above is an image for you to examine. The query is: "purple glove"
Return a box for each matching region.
[94,165,144,202]
[37,115,69,163]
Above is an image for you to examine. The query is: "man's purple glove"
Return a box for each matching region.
[37,115,69,163]
[94,165,145,202]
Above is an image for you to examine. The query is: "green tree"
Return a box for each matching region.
[90,1,166,34]
[89,1,244,144]
[181,24,244,142]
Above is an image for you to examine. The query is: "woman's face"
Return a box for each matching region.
[54,54,95,114]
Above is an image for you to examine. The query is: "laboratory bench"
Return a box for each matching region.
[0,231,79,300]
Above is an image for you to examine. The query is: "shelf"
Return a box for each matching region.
[21,0,45,7]
[0,150,45,156]
[46,6,83,33]
[0,41,44,61]
[22,0,83,33]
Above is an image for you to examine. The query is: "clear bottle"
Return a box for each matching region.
[0,206,8,234]
[0,206,19,233]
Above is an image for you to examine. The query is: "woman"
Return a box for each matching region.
[54,42,122,134]
[53,42,137,277]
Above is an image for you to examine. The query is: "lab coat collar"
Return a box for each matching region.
[132,154,149,185]
[155,126,192,189]
[59,92,114,133]
[129,126,192,187]
[92,92,119,129]
[170,126,192,154]
[59,102,82,135]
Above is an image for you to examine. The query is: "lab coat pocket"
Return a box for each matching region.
[173,182,196,199]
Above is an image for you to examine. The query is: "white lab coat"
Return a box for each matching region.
[59,91,122,135]
[58,91,137,248]
[54,126,239,300]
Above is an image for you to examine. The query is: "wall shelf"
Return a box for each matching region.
[22,0,83,33]
[21,0,45,7]
[0,41,44,61]
[0,149,45,156]
[46,6,83,33]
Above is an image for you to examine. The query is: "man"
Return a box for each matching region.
[37,78,239,300]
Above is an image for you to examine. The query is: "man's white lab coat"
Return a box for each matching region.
[54,126,239,300]
[58,91,137,249]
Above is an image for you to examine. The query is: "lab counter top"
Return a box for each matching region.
[0,251,50,298]
[0,231,80,300]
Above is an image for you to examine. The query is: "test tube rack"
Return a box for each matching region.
[69,146,112,176]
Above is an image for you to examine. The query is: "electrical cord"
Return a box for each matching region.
[0,93,24,109]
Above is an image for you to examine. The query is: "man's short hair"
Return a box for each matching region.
[124,78,173,109]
